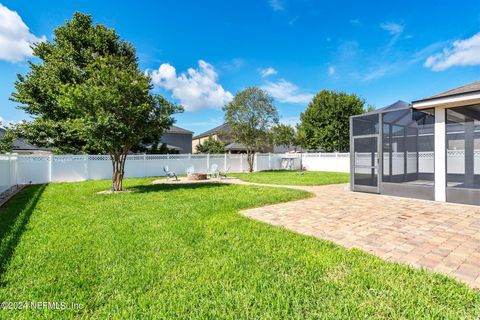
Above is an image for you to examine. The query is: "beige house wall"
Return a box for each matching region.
[192,134,219,153]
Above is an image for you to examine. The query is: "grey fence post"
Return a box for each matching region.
[224,153,227,171]
[143,153,147,177]
[14,154,18,185]
[240,154,243,172]
[207,153,210,170]
[84,155,89,180]
[48,154,53,183]
[7,154,12,187]
[335,152,338,172]
[268,153,272,170]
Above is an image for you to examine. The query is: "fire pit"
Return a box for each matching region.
[187,173,208,181]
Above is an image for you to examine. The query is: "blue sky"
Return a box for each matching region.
[1,0,480,135]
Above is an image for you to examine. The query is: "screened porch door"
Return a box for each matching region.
[352,135,380,193]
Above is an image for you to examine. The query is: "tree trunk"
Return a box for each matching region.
[247,150,255,172]
[110,152,128,191]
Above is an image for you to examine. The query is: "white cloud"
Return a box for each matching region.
[380,22,404,35]
[0,116,16,127]
[362,65,394,81]
[0,4,45,62]
[288,16,299,26]
[150,60,233,112]
[259,67,278,77]
[350,19,360,25]
[222,58,246,71]
[280,116,300,127]
[328,66,336,77]
[261,79,313,104]
[269,0,284,11]
[424,32,480,71]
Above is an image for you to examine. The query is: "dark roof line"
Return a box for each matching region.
[412,80,480,103]
[193,123,228,139]
[0,127,50,151]
[224,142,247,150]
[166,125,193,135]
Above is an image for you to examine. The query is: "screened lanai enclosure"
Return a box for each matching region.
[350,101,436,200]
[350,81,480,205]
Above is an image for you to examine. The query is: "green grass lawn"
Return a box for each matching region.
[0,178,478,319]
[231,170,350,186]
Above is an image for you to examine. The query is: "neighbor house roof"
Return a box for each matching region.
[193,123,229,139]
[0,127,50,151]
[413,80,480,103]
[224,142,247,151]
[166,125,193,135]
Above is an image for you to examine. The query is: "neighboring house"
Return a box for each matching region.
[0,125,193,155]
[192,123,282,154]
[192,123,231,153]
[158,125,193,154]
[0,127,51,154]
[350,80,480,206]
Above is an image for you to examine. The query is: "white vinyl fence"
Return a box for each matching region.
[3,150,479,194]
[0,154,18,195]
[0,153,350,192]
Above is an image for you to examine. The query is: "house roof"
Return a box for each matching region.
[193,123,229,139]
[224,142,247,151]
[164,144,182,150]
[166,125,193,135]
[354,100,411,117]
[413,80,480,103]
[0,127,49,151]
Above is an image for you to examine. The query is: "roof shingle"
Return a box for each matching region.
[166,125,193,135]
[193,123,229,139]
[0,127,48,151]
[416,80,480,102]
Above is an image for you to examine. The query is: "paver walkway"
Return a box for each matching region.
[153,177,480,288]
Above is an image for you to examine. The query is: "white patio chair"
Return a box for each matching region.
[163,166,178,181]
[219,166,230,179]
[208,163,219,178]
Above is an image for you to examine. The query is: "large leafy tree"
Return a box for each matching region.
[11,12,181,191]
[223,87,279,172]
[297,90,367,152]
[196,136,225,154]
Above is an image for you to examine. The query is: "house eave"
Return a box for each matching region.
[412,92,480,109]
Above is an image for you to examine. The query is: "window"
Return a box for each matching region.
[352,114,379,136]
[446,105,480,189]
[382,108,434,185]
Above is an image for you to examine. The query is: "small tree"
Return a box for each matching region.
[271,124,310,171]
[196,136,224,154]
[0,126,15,153]
[270,124,296,150]
[223,87,279,172]
[294,125,309,172]
[11,13,181,191]
[297,90,367,152]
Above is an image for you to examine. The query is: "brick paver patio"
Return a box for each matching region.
[240,182,480,289]
[153,177,480,288]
